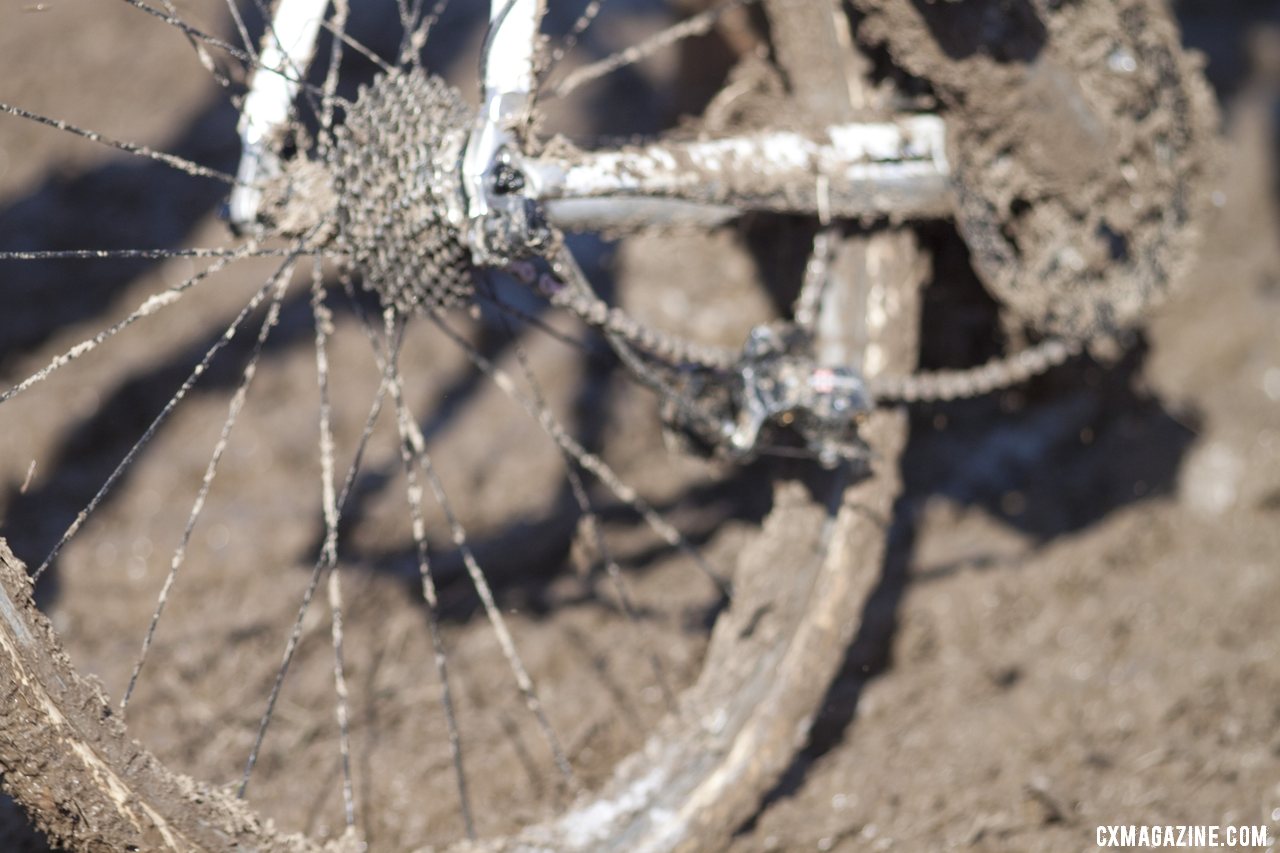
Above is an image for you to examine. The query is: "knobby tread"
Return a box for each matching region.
[850,0,1219,341]
[0,541,320,853]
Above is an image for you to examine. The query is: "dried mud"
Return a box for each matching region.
[0,2,1277,851]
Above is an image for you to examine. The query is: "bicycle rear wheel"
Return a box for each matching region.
[0,1,923,850]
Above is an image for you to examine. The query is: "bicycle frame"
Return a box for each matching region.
[229,0,952,244]
[230,0,327,226]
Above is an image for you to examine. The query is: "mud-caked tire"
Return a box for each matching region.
[852,0,1219,342]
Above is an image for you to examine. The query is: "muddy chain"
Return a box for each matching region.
[521,252,1083,407]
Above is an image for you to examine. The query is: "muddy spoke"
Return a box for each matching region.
[240,340,393,799]
[318,0,350,148]
[0,102,239,185]
[382,316,476,839]
[117,0,337,103]
[429,310,729,600]
[31,244,312,584]
[118,0,258,67]
[394,0,425,66]
[549,0,757,99]
[223,0,261,66]
[481,280,677,707]
[545,0,607,73]
[320,18,396,75]
[384,314,578,792]
[406,0,453,62]
[121,259,294,711]
[310,264,357,831]
[0,247,297,261]
[0,251,254,406]
[475,285,599,358]
[155,0,238,92]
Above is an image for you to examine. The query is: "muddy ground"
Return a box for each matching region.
[0,1,1277,850]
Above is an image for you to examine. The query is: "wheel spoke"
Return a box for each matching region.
[31,245,310,584]
[222,0,261,66]
[317,0,351,151]
[544,0,607,73]
[549,0,757,99]
[310,264,357,832]
[394,0,426,66]
[481,277,676,708]
[118,0,258,68]
[380,317,476,839]
[406,0,455,63]
[319,18,396,74]
[428,309,729,600]
[240,325,394,799]
[156,0,238,93]
[386,311,578,793]
[121,257,294,712]
[0,250,251,406]
[476,285,601,359]
[0,248,295,260]
[0,101,238,185]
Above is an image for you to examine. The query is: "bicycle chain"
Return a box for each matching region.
[529,262,1084,466]
[507,256,739,372]
[866,337,1082,404]
[521,254,1082,407]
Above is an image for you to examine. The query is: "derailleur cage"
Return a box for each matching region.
[668,324,875,468]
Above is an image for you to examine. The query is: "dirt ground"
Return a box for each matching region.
[0,1,1277,851]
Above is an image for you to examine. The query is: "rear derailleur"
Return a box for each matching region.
[663,324,874,469]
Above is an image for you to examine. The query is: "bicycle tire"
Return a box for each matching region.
[849,0,1219,342]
